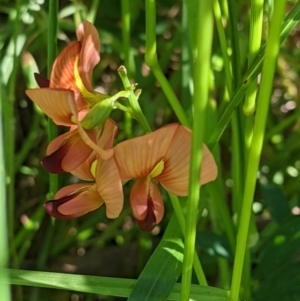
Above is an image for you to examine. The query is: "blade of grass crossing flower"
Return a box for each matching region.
[208,1,300,149]
[229,1,287,300]
[181,1,213,300]
[7,269,228,300]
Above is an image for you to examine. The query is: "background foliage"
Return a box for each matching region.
[1,0,300,300]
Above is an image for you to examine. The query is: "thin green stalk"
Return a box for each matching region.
[169,194,207,286]
[242,2,264,299]
[145,0,190,128]
[121,0,133,138]
[208,1,300,149]
[181,2,213,300]
[229,1,287,300]
[227,0,241,87]
[227,0,245,224]
[4,1,23,300]
[207,180,235,252]
[118,66,151,133]
[244,0,264,157]
[0,83,11,301]
[265,109,300,140]
[14,109,40,172]
[212,0,233,96]
[86,0,100,24]
[35,0,59,274]
[47,0,58,199]
[181,1,192,113]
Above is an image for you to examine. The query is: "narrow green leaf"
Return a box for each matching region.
[208,1,300,149]
[128,215,183,301]
[7,268,228,301]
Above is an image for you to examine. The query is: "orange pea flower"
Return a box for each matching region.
[45,119,123,219]
[26,20,103,113]
[113,124,218,231]
[26,90,113,173]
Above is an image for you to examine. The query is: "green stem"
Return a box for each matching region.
[118,66,151,133]
[145,0,190,128]
[121,0,133,138]
[208,0,300,149]
[0,83,11,301]
[86,0,100,23]
[212,0,233,96]
[169,194,207,286]
[36,0,59,273]
[47,0,58,199]
[229,1,287,300]
[181,1,213,300]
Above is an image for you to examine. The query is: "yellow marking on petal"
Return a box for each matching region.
[90,160,98,177]
[74,56,97,99]
[149,159,164,179]
[71,116,77,123]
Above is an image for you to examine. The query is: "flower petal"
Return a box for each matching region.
[156,125,218,195]
[34,73,50,88]
[68,95,114,160]
[114,124,179,180]
[96,157,123,218]
[130,178,164,231]
[25,88,74,126]
[45,184,102,219]
[42,129,94,174]
[76,21,100,92]
[71,151,97,180]
[49,41,87,110]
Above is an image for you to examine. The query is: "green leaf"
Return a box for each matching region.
[260,182,291,224]
[7,268,228,301]
[253,263,300,301]
[128,215,183,301]
[254,216,300,279]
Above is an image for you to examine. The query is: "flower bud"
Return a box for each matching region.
[80,97,114,130]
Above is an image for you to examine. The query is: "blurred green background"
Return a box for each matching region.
[2,0,300,300]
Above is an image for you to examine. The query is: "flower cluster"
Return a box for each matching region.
[26,21,218,231]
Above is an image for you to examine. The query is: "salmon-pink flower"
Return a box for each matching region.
[45,119,124,219]
[26,20,104,113]
[113,124,218,231]
[26,90,113,173]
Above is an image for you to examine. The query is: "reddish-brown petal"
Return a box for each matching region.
[34,73,50,88]
[130,178,164,231]
[42,129,94,174]
[156,125,218,195]
[114,124,179,180]
[25,88,75,126]
[96,156,123,218]
[49,41,87,110]
[76,21,100,92]
[45,184,102,219]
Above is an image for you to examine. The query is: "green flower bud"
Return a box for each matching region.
[80,97,114,130]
